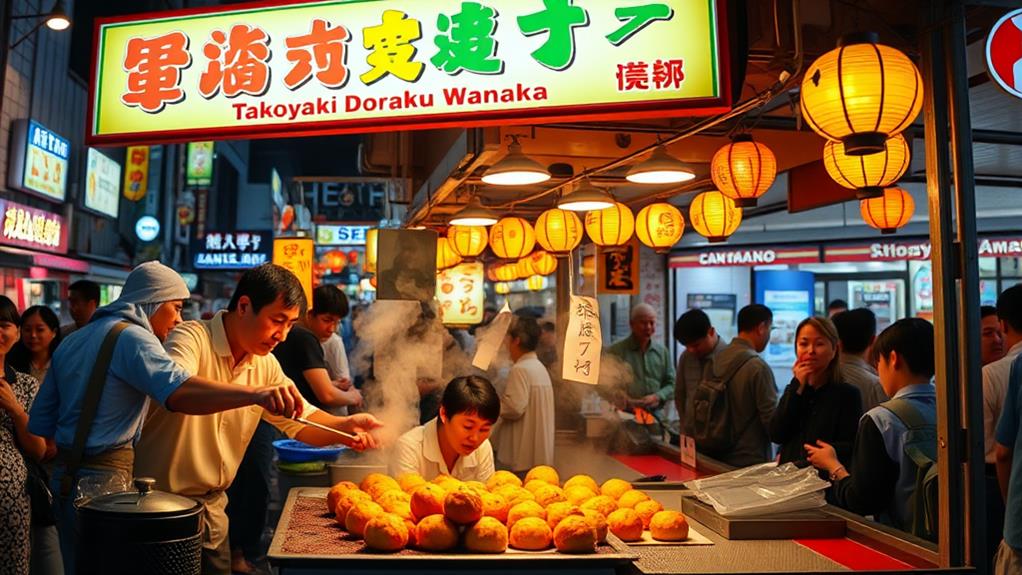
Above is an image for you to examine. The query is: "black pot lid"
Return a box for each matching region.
[80,477,200,516]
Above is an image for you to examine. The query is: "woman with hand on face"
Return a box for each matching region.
[768,316,862,469]
[8,306,61,387]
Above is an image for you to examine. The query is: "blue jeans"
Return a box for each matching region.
[30,525,64,575]
[49,463,131,575]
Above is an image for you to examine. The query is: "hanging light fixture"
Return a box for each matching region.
[584,202,635,247]
[489,216,536,259]
[447,225,488,258]
[485,265,500,282]
[557,177,615,212]
[481,135,551,186]
[625,145,696,184]
[689,191,743,243]
[527,275,545,292]
[635,203,685,253]
[364,228,379,273]
[535,208,583,256]
[515,257,535,280]
[800,33,923,155]
[823,134,910,199]
[860,186,915,234]
[436,236,463,270]
[449,197,499,226]
[494,282,511,295]
[710,135,777,207]
[529,250,558,275]
[494,262,519,282]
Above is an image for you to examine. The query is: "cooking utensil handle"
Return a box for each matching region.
[293,417,358,441]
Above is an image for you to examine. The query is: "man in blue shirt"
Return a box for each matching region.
[995,352,1022,574]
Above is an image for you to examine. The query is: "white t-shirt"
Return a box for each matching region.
[984,341,1022,463]
[390,417,494,482]
[321,332,350,381]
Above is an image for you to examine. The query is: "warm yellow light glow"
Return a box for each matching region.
[527,275,545,291]
[584,202,635,247]
[515,257,535,279]
[488,217,536,260]
[557,180,615,212]
[529,250,557,275]
[689,191,743,243]
[447,225,488,258]
[625,145,696,184]
[635,203,685,253]
[535,208,583,255]
[436,236,463,270]
[823,134,910,199]
[710,135,777,207]
[364,228,378,274]
[449,197,499,226]
[481,138,551,186]
[494,262,518,282]
[860,186,915,234]
[494,282,511,295]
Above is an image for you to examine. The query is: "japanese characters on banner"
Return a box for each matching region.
[563,295,602,385]
[0,199,67,254]
[193,231,271,269]
[123,146,149,201]
[7,120,69,202]
[186,142,214,186]
[88,0,729,144]
[85,148,122,218]
[436,261,484,325]
[598,241,639,294]
[273,237,315,304]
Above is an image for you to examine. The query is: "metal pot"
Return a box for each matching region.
[76,477,203,575]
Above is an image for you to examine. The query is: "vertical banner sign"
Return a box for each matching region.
[87,0,730,145]
[185,141,214,186]
[123,146,149,201]
[273,237,315,305]
[598,241,640,294]
[563,295,602,385]
[85,148,122,218]
[436,261,484,325]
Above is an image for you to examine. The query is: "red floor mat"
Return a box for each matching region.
[794,538,916,571]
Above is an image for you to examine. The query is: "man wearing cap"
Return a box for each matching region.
[28,261,304,571]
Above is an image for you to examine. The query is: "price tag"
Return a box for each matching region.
[680,434,697,468]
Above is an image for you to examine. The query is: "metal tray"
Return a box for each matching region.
[268,487,639,567]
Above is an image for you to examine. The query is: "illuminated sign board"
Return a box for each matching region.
[135,216,161,241]
[316,223,372,246]
[0,199,67,254]
[192,231,271,269]
[273,237,315,304]
[7,120,70,202]
[123,146,150,201]
[669,246,820,268]
[986,9,1022,100]
[88,0,729,145]
[85,148,122,218]
[185,141,214,186]
[436,261,484,325]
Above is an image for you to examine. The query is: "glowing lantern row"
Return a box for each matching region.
[535,208,583,255]
[584,202,634,247]
[823,134,909,199]
[527,275,545,291]
[515,258,534,279]
[860,186,914,234]
[364,228,378,273]
[800,33,923,155]
[489,217,535,260]
[448,225,488,258]
[494,282,511,295]
[689,191,742,243]
[529,250,557,276]
[635,202,684,253]
[492,262,519,282]
[436,237,462,270]
[710,135,777,207]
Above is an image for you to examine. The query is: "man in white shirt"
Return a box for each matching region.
[391,375,498,481]
[985,286,1022,464]
[493,317,555,474]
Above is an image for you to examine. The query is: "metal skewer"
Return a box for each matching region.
[292,416,359,442]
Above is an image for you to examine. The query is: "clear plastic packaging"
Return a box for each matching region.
[683,462,830,517]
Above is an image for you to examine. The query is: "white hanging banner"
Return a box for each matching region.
[562,294,601,385]
[472,301,513,371]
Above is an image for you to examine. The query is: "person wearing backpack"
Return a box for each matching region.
[673,308,724,438]
[691,304,777,467]
[805,318,938,541]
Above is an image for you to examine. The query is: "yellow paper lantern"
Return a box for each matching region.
[529,250,557,276]
[485,265,500,282]
[635,203,685,253]
[364,228,379,273]
[535,208,583,255]
[489,217,536,260]
[689,191,743,243]
[515,257,535,279]
[494,262,518,282]
[494,282,511,295]
[584,202,635,247]
[710,135,777,207]
[447,225,488,258]
[436,236,463,270]
[823,134,910,199]
[860,186,914,234]
[800,33,923,155]
[527,275,545,292]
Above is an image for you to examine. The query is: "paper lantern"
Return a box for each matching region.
[364,228,378,273]
[515,257,535,279]
[860,186,914,234]
[494,262,518,282]
[635,203,685,253]
[710,135,777,207]
[324,250,346,273]
[823,134,910,199]
[448,225,488,258]
[535,208,583,255]
[489,217,536,260]
[436,236,463,270]
[527,275,545,291]
[689,191,743,243]
[800,33,923,155]
[529,250,557,276]
[494,282,511,295]
[485,265,500,282]
[584,202,634,247]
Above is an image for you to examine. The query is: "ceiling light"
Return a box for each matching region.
[449,197,499,227]
[557,178,615,212]
[45,1,71,30]
[481,136,551,186]
[626,145,696,184]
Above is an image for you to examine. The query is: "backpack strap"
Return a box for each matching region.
[880,398,931,431]
[719,349,761,441]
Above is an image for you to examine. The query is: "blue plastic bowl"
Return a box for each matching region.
[272,439,347,463]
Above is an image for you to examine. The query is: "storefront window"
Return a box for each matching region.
[1001,257,1022,278]
[979,256,998,278]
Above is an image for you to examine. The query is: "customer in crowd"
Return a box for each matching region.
[606,304,675,420]
[673,308,724,438]
[982,305,1007,367]
[61,280,100,337]
[832,308,888,412]
[769,316,862,469]
[28,261,306,571]
[536,320,557,368]
[995,351,1022,572]
[133,263,382,575]
[827,299,849,318]
[0,296,47,575]
[493,317,555,474]
[391,375,499,481]
[9,306,61,385]
[985,286,1022,466]
[700,304,778,467]
[805,318,937,540]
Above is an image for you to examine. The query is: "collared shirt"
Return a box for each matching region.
[674,337,725,436]
[133,311,313,496]
[984,341,1022,463]
[390,417,494,482]
[996,355,1022,550]
[840,355,889,413]
[493,351,555,472]
[606,334,676,405]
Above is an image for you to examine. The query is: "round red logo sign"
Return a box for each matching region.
[987,9,1022,99]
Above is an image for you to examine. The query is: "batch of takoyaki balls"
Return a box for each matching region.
[325,465,690,553]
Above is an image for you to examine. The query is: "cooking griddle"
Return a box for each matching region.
[268,487,639,569]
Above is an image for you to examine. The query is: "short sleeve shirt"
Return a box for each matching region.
[272,325,329,410]
[996,354,1022,550]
